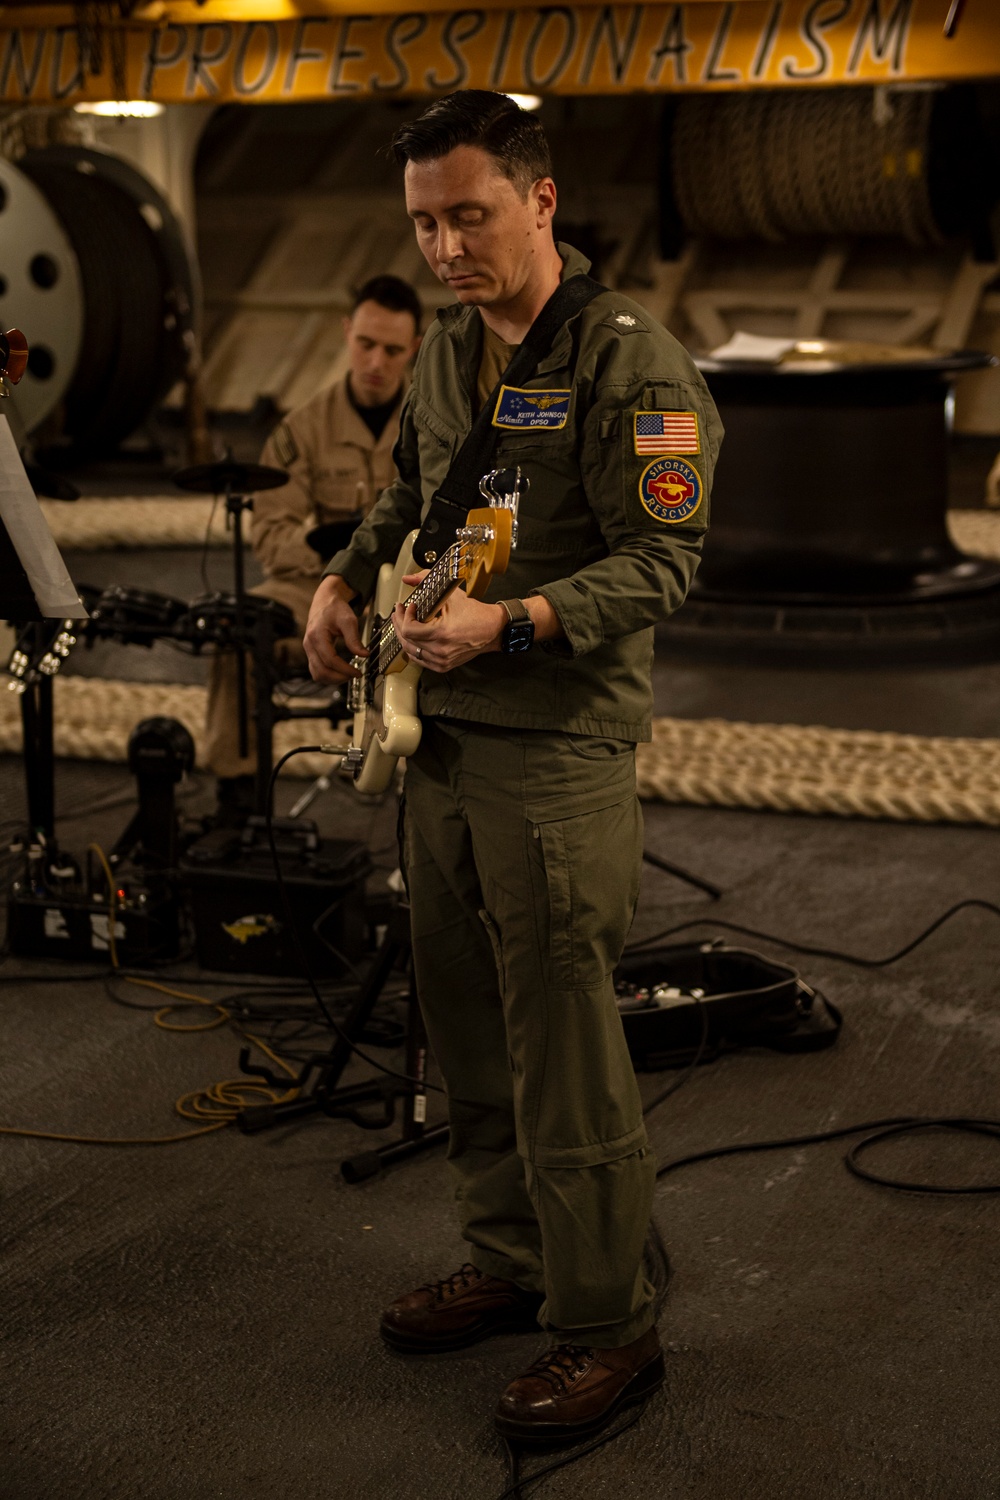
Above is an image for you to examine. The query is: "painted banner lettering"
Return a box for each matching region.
[0,1,991,106]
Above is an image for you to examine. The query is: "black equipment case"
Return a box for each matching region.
[179,817,370,977]
[615,941,841,1070]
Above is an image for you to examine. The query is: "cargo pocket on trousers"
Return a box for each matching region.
[533,792,640,989]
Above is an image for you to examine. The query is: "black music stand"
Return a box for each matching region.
[0,415,88,844]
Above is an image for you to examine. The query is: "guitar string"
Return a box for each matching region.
[374,540,475,676]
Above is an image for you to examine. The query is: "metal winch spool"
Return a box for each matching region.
[1,145,198,453]
[657,84,1000,664]
[667,85,998,248]
[0,157,83,433]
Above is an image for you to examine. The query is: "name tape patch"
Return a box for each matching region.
[639,457,703,525]
[634,410,700,456]
[493,386,571,431]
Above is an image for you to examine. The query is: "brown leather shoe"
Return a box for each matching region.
[380,1262,544,1354]
[495,1326,664,1442]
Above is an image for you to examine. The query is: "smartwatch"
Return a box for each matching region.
[498,598,535,654]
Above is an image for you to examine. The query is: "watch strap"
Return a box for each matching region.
[498,598,530,625]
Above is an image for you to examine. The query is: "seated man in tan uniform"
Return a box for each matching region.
[205,274,422,823]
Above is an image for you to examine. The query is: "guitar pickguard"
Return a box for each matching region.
[348,535,423,793]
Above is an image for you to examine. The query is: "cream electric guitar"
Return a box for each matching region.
[341,470,525,794]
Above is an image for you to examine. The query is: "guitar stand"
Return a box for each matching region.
[234,902,448,1181]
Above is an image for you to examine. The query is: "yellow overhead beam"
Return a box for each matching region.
[1,0,765,16]
[0,1,995,106]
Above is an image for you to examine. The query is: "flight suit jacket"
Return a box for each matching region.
[325,245,723,741]
[251,375,403,582]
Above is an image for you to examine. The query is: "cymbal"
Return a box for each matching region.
[172,459,289,495]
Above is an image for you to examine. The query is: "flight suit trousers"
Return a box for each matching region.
[404,717,657,1349]
[204,576,317,779]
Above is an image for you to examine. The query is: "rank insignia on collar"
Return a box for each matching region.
[638,457,703,524]
[634,411,700,455]
[493,386,571,430]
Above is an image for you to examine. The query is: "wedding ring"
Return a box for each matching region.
[415,646,422,659]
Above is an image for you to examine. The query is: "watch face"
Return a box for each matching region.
[503,619,534,653]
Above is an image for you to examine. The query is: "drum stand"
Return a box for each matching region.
[173,456,312,818]
[217,484,349,818]
[234,901,448,1181]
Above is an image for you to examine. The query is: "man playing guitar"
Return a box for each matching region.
[303,91,722,1444]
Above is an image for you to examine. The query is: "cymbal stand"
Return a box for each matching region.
[223,475,252,763]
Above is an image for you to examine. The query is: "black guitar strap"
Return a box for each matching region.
[411,273,606,568]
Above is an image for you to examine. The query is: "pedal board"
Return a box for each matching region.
[6,886,180,965]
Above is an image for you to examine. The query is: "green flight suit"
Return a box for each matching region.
[327,245,722,1347]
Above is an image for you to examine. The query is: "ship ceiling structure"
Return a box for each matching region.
[0,2,995,106]
[1,0,998,434]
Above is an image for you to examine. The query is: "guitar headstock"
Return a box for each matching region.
[454,464,527,598]
[458,507,513,599]
[479,466,528,548]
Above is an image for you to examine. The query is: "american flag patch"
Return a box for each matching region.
[634,411,700,455]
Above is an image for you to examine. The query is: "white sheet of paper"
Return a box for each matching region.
[709,331,798,363]
[0,414,87,617]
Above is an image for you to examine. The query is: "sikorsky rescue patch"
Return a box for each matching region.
[638,457,703,524]
[493,386,571,430]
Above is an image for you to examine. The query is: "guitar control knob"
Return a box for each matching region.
[424,550,437,564]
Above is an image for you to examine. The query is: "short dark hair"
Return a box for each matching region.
[352,275,422,331]
[391,91,552,198]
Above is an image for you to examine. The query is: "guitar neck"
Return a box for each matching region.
[376,544,460,675]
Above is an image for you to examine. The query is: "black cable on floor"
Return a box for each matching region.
[625,898,1000,971]
[640,993,710,1117]
[654,1114,1000,1194]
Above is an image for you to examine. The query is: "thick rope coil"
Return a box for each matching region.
[635,718,1000,826]
[672,89,940,246]
[947,509,1000,558]
[39,497,230,551]
[3,675,1000,824]
[0,676,347,780]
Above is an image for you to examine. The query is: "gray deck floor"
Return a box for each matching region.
[3,528,1000,1498]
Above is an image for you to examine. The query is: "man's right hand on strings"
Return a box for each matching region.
[303,574,368,682]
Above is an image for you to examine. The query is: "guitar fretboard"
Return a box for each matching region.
[375,541,463,677]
